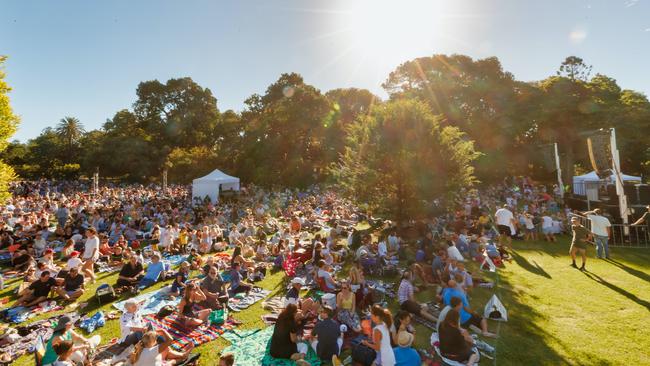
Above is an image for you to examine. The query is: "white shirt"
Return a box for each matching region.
[447,245,465,262]
[83,236,100,260]
[542,216,553,229]
[377,241,387,257]
[133,345,163,366]
[65,257,83,271]
[119,311,145,341]
[587,215,611,237]
[495,208,514,226]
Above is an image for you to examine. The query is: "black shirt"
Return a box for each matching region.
[29,277,56,297]
[285,287,299,301]
[63,273,84,292]
[312,318,340,360]
[439,323,472,360]
[270,318,298,359]
[119,262,144,278]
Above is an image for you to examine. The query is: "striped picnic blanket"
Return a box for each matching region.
[144,313,234,351]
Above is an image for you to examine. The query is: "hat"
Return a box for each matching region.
[44,248,53,254]
[53,316,73,332]
[397,331,414,347]
[290,277,306,286]
[70,251,80,257]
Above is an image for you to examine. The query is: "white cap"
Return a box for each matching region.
[290,277,306,286]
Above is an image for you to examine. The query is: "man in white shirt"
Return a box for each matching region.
[582,209,611,259]
[119,300,149,347]
[494,205,515,248]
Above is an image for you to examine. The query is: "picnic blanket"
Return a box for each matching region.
[144,313,234,351]
[222,326,321,366]
[113,287,179,316]
[2,301,62,324]
[227,287,271,312]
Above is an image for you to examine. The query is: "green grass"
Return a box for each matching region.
[5,237,650,366]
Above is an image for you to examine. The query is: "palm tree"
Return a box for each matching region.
[56,116,85,158]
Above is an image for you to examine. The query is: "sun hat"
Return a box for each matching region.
[53,315,73,332]
[290,277,306,286]
[397,331,414,347]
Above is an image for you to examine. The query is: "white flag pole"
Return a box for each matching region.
[554,143,564,199]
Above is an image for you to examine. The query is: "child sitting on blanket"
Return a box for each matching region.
[168,261,190,299]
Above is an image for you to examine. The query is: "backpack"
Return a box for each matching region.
[95,284,115,305]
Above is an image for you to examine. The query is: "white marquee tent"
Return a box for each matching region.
[573,171,641,199]
[192,169,240,204]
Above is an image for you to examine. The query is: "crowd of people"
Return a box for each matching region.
[0,176,607,366]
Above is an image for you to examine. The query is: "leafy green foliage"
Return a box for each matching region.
[332,99,479,220]
[0,56,19,200]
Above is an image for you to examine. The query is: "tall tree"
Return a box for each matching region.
[55,116,85,161]
[556,56,592,82]
[332,99,479,221]
[382,54,534,180]
[0,56,19,200]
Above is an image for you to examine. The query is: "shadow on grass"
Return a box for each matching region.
[511,251,552,279]
[605,258,650,283]
[582,270,650,312]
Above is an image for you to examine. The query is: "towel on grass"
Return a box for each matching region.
[144,313,234,351]
[227,287,271,312]
[222,326,321,366]
[113,287,180,316]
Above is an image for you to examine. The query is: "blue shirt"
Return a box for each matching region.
[393,347,421,366]
[442,287,471,324]
[143,261,164,281]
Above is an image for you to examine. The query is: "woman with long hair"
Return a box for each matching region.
[129,329,192,366]
[41,316,93,366]
[362,305,395,366]
[439,309,479,365]
[178,282,211,327]
[336,280,362,333]
[269,303,308,363]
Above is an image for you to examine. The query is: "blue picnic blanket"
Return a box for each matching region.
[113,287,180,315]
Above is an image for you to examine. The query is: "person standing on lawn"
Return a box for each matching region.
[570,216,592,271]
[582,209,611,259]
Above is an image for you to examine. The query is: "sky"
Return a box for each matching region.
[1,0,649,141]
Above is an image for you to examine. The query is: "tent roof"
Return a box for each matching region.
[573,171,641,182]
[193,169,239,183]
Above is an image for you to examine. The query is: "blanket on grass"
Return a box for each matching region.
[144,313,234,351]
[222,327,321,366]
[227,287,271,312]
[113,287,179,316]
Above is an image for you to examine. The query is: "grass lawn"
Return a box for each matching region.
[5,236,650,366]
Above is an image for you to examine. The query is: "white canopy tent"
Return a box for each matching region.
[192,169,240,204]
[573,171,641,200]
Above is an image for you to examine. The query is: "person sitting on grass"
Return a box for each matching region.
[187,247,203,270]
[41,315,93,366]
[316,259,338,292]
[14,270,56,307]
[116,255,144,290]
[336,280,362,333]
[51,340,75,366]
[362,305,396,366]
[178,282,211,327]
[393,331,421,366]
[168,261,190,299]
[398,270,438,323]
[229,262,252,295]
[438,309,479,366]
[201,265,228,309]
[138,253,164,289]
[129,329,193,366]
[269,303,310,365]
[119,300,149,348]
[442,280,495,338]
[54,266,84,302]
[309,306,344,364]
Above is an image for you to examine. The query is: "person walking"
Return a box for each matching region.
[570,216,592,271]
[582,209,611,259]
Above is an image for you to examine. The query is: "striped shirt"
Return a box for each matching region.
[398,279,414,305]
